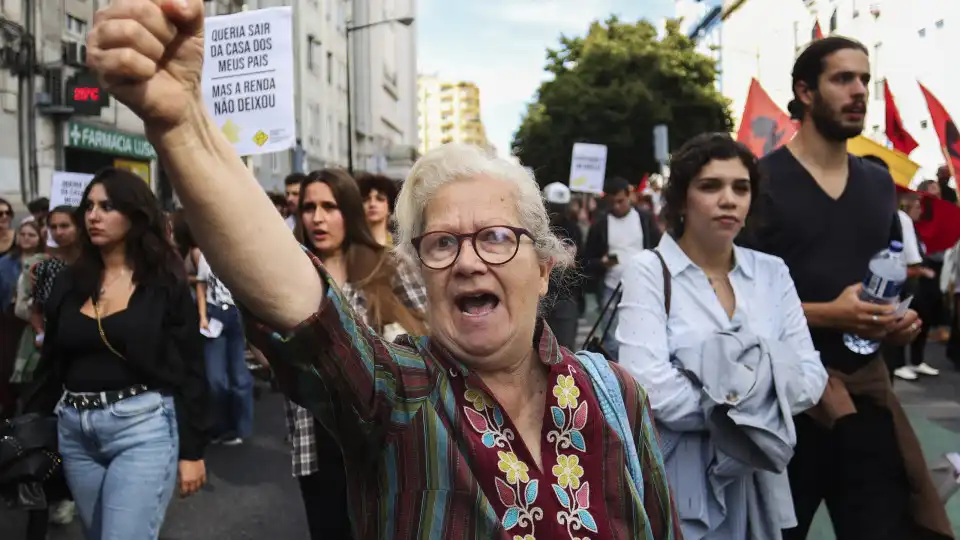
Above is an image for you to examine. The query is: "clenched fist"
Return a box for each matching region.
[87,0,205,134]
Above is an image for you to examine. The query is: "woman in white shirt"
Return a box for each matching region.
[617,133,827,539]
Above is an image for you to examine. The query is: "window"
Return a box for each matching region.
[65,15,87,38]
[829,8,838,32]
[310,104,321,143]
[920,120,929,129]
[874,78,885,100]
[936,19,945,29]
[327,114,334,155]
[919,28,926,37]
[852,0,859,18]
[873,42,882,81]
[307,36,318,72]
[327,52,333,85]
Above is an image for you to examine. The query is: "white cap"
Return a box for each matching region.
[542,182,571,204]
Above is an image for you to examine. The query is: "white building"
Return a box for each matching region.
[719,0,956,179]
[350,0,419,179]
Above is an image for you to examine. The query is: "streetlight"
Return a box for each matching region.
[345,16,415,175]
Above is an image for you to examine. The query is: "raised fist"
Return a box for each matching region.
[87,0,205,134]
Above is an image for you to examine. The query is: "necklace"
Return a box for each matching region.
[99,269,128,296]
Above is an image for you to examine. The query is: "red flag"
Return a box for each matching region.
[812,20,824,40]
[918,82,960,181]
[884,81,918,155]
[637,173,649,193]
[736,79,797,157]
[895,184,960,253]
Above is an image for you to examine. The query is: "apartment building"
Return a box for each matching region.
[0,0,420,206]
[350,0,419,178]
[0,0,161,205]
[417,75,492,155]
[718,0,956,178]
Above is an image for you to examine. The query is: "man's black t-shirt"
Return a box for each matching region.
[743,146,900,373]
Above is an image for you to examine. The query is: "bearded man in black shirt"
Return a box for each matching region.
[742,37,953,539]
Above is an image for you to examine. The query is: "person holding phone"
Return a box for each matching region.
[583,178,661,360]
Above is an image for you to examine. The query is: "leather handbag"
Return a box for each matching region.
[0,413,62,509]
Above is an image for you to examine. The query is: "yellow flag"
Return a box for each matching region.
[847,135,920,188]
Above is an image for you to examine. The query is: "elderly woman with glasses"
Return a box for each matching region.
[85,2,680,538]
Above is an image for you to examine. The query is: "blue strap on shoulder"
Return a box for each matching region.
[574,351,645,502]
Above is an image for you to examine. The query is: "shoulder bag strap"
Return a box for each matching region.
[651,249,671,317]
[92,300,126,360]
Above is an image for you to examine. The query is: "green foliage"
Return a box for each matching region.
[512,17,733,189]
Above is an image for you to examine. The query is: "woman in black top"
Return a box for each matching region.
[28,168,209,540]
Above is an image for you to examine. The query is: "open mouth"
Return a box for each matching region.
[455,292,500,317]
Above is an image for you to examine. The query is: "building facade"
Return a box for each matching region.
[0,0,420,206]
[719,0,957,179]
[0,0,161,206]
[350,0,419,179]
[416,75,492,155]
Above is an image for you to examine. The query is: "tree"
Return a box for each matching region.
[512,17,733,189]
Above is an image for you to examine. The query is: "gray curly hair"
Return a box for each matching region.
[394,143,573,272]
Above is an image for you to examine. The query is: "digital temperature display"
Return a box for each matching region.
[72,87,100,102]
[65,72,108,116]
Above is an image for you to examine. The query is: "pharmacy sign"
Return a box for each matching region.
[67,121,157,161]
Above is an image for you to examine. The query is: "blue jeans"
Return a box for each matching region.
[57,391,179,540]
[204,304,253,438]
[599,285,621,361]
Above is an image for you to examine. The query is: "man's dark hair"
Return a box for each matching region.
[662,133,762,237]
[604,177,631,197]
[267,192,286,208]
[861,154,890,171]
[355,173,399,213]
[787,36,869,120]
[27,197,49,214]
[284,173,307,187]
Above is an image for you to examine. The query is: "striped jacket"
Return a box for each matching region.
[247,253,681,539]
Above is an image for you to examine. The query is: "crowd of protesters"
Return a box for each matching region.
[2,3,960,539]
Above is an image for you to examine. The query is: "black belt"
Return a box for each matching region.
[62,385,165,410]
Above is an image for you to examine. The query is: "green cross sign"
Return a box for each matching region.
[66,121,157,161]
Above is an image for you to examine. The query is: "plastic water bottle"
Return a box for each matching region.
[843,241,907,355]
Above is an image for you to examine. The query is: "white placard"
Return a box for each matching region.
[202,7,295,157]
[47,171,94,247]
[568,142,608,194]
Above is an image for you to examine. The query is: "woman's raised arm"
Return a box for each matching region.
[86,0,321,330]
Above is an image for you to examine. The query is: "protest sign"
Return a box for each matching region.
[568,143,608,194]
[202,7,295,157]
[47,171,94,247]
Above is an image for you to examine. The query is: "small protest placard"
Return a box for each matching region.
[47,171,94,247]
[568,143,608,194]
[202,6,295,157]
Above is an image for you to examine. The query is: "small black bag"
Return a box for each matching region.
[0,413,61,509]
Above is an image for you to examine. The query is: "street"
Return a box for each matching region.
[0,386,310,540]
[3,329,960,539]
